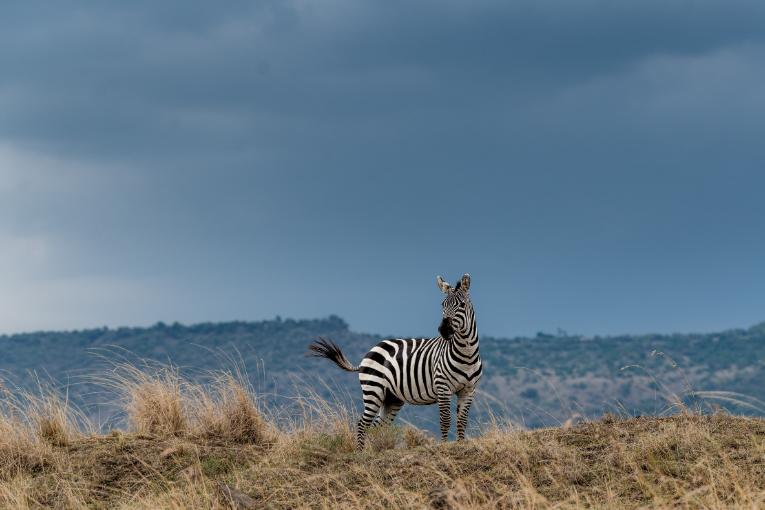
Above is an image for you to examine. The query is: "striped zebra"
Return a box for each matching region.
[308,273,482,450]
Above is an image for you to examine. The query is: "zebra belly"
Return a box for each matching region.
[359,367,439,405]
[389,384,438,405]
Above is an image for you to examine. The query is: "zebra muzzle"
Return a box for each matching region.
[438,317,455,338]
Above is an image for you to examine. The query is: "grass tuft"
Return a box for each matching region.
[367,424,402,452]
[194,373,270,445]
[403,426,435,448]
[116,364,188,437]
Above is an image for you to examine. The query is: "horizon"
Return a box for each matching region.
[2,313,763,340]
[2,2,764,338]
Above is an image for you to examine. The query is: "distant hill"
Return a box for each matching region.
[2,316,765,430]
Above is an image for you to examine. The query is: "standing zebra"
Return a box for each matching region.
[308,273,482,450]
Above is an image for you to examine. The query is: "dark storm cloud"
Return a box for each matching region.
[1,1,764,335]
[3,1,764,158]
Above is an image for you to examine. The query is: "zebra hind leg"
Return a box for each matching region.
[372,396,404,429]
[356,399,382,451]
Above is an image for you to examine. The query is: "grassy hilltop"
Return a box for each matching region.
[1,363,764,509]
[3,318,765,508]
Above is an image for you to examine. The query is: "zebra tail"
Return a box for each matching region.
[307,337,359,372]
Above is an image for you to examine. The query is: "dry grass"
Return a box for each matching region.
[2,364,765,509]
[193,373,271,445]
[0,379,89,485]
[111,363,189,437]
[105,362,271,446]
[248,413,765,509]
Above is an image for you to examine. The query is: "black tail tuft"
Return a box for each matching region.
[307,337,359,372]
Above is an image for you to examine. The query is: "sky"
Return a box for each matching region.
[1,1,764,338]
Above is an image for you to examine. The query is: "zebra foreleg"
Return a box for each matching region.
[456,387,475,441]
[437,390,452,442]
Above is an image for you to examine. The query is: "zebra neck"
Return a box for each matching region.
[449,328,479,357]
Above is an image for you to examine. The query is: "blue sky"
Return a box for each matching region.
[1,1,764,337]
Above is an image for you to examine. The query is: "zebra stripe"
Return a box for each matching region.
[308,273,482,450]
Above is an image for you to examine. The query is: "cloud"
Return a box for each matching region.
[549,44,765,126]
[0,143,103,194]
[0,273,162,333]
[0,1,764,335]
[0,232,50,274]
[2,1,765,161]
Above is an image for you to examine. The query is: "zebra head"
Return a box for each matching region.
[436,274,475,338]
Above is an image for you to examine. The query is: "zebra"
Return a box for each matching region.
[308,273,482,450]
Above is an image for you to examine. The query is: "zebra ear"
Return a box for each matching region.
[436,275,452,294]
[460,273,471,291]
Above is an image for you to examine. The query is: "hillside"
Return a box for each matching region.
[2,317,765,429]
[2,403,765,508]
[2,337,765,508]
